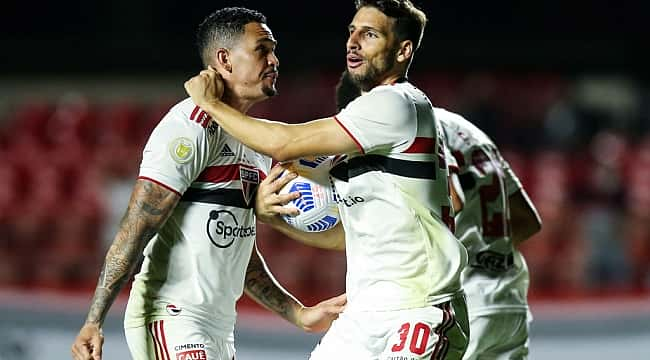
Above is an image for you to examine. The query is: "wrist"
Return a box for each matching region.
[294,304,306,330]
[266,214,285,226]
[83,321,102,328]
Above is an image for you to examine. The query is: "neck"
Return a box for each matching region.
[380,73,404,86]
[221,90,255,114]
[361,71,408,95]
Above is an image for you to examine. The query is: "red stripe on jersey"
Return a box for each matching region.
[197,110,211,128]
[148,322,162,360]
[190,106,200,121]
[403,137,435,154]
[196,164,267,184]
[137,176,182,197]
[334,116,364,154]
[159,320,171,360]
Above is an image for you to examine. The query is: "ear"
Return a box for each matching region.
[215,48,233,73]
[396,40,414,64]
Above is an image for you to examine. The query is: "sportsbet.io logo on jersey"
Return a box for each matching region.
[206,210,255,248]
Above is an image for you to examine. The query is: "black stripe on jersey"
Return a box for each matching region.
[329,154,437,182]
[180,188,253,209]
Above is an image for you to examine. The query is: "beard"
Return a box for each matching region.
[349,49,398,92]
[336,70,362,111]
[262,84,277,97]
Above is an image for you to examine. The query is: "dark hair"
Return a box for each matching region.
[355,0,427,50]
[196,7,267,67]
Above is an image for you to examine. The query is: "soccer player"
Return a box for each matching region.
[333,71,543,359]
[184,1,470,359]
[71,8,345,360]
[438,109,542,360]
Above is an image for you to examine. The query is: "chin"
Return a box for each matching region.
[262,86,278,97]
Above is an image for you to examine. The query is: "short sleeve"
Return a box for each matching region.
[499,153,523,196]
[138,106,211,195]
[439,125,459,174]
[334,87,416,154]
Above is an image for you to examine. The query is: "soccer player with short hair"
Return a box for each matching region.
[71,7,345,360]
[184,1,470,358]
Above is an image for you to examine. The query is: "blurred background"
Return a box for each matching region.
[0,0,649,359]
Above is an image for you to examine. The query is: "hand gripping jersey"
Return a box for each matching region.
[437,108,529,316]
[124,98,271,338]
[331,82,468,312]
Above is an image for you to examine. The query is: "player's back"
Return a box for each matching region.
[332,82,467,312]
[437,108,529,315]
[124,98,271,338]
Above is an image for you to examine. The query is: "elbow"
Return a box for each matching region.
[512,218,542,244]
[271,146,295,163]
[532,217,542,236]
[265,132,298,162]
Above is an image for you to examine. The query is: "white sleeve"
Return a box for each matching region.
[499,152,523,196]
[440,126,459,173]
[334,87,416,154]
[138,107,210,195]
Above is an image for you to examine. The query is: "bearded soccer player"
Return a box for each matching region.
[71,7,345,360]
[334,71,543,359]
[184,1,471,358]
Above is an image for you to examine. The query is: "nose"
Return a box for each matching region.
[268,51,279,68]
[346,31,360,52]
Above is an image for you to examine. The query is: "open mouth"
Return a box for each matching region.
[263,70,278,80]
[347,54,364,69]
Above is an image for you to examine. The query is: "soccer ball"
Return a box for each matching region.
[278,157,340,232]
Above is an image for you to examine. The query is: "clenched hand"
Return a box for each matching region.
[71,323,104,360]
[184,66,224,107]
[297,293,347,333]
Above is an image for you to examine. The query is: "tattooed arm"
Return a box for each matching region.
[72,179,179,360]
[244,245,346,333]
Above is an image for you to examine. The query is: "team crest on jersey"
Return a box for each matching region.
[169,137,194,164]
[239,166,260,205]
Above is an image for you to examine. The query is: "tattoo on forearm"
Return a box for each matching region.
[244,254,295,323]
[85,180,178,325]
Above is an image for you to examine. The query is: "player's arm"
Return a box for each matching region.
[72,179,179,360]
[449,173,464,214]
[244,246,346,332]
[509,189,542,246]
[184,69,359,161]
[268,220,345,251]
[254,164,346,250]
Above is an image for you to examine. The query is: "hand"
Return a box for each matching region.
[71,323,104,360]
[255,163,300,224]
[297,293,347,333]
[184,66,224,107]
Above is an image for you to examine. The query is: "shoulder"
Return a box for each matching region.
[435,107,493,146]
[343,84,415,122]
[157,98,219,138]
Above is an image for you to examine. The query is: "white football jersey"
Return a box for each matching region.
[124,98,272,338]
[331,81,467,312]
[437,108,529,316]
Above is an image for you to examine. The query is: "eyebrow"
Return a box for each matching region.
[348,24,384,35]
[256,37,277,46]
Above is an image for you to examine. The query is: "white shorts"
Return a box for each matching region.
[124,317,235,360]
[462,311,531,360]
[310,296,469,360]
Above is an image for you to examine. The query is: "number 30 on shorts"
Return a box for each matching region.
[390,322,431,355]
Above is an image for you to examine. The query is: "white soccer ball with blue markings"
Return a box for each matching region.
[278,157,340,232]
